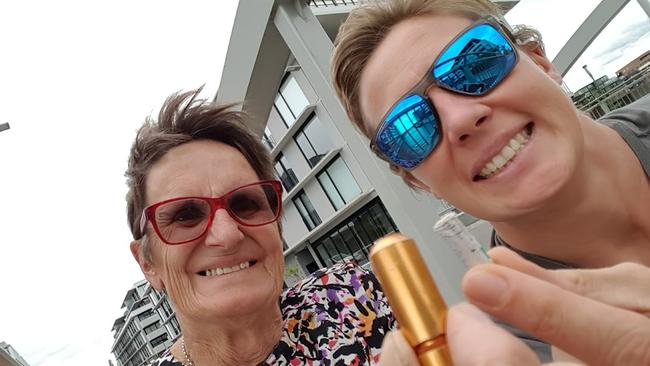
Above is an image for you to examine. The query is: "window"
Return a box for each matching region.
[292,190,321,230]
[263,127,275,150]
[274,153,299,192]
[137,309,154,321]
[317,157,361,210]
[274,75,309,127]
[294,114,335,167]
[144,321,160,335]
[150,333,168,348]
[312,198,397,267]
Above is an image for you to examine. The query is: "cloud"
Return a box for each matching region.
[592,19,650,66]
[26,334,115,366]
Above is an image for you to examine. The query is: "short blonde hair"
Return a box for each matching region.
[331,0,543,188]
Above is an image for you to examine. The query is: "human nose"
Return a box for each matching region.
[428,88,491,146]
[203,209,244,248]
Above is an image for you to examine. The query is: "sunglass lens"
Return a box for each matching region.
[433,23,516,95]
[228,183,280,225]
[156,199,211,244]
[376,94,440,169]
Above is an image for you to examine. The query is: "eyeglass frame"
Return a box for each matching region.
[369,16,519,169]
[139,179,283,245]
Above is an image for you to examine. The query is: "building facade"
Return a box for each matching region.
[0,342,30,366]
[111,280,181,366]
[215,0,518,300]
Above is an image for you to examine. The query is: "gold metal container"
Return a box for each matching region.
[370,232,452,366]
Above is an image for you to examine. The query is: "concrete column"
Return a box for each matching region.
[273,0,465,303]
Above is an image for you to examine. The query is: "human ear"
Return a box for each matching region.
[522,44,563,85]
[130,240,164,290]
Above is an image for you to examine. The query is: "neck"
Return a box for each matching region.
[493,117,650,268]
[172,301,283,366]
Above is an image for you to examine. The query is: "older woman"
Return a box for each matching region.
[125,90,395,365]
[330,0,650,364]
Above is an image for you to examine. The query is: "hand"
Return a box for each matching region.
[458,249,650,366]
[377,248,650,365]
[487,247,650,315]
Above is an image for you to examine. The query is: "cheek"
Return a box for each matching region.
[410,148,459,195]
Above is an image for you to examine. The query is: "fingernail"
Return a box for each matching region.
[464,269,509,308]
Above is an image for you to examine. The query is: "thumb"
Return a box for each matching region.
[377,330,419,366]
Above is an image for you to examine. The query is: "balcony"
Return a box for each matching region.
[574,67,650,119]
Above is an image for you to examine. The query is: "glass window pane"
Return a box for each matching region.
[303,116,334,163]
[339,225,366,265]
[318,173,345,210]
[281,76,309,117]
[275,153,298,191]
[292,191,320,231]
[316,242,334,267]
[274,96,294,127]
[323,238,339,264]
[330,231,352,263]
[295,132,319,167]
[294,199,314,230]
[328,158,361,204]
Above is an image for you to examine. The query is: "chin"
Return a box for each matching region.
[500,164,574,219]
[206,285,281,317]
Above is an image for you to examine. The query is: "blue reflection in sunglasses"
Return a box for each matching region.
[377,94,440,169]
[434,23,516,94]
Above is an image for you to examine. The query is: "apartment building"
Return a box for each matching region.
[0,342,30,366]
[111,280,181,366]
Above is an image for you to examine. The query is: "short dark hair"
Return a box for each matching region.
[125,88,277,258]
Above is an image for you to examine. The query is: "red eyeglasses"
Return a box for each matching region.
[140,180,283,245]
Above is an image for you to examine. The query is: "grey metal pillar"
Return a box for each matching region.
[273,0,465,303]
[637,0,650,18]
[553,0,630,76]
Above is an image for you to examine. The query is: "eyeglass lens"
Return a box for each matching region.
[153,182,280,244]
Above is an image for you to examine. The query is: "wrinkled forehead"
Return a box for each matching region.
[358,14,473,135]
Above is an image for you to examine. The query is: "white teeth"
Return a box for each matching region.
[478,130,530,179]
[203,261,251,277]
[501,146,515,160]
[509,139,521,150]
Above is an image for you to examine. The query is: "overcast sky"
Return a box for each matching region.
[0,0,649,365]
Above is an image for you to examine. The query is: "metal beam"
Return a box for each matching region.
[553,0,631,76]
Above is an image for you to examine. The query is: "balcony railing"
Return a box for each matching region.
[575,68,650,119]
[308,0,357,7]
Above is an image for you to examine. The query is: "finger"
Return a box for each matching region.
[462,264,650,366]
[488,247,551,280]
[489,248,650,313]
[552,263,650,313]
[377,330,419,366]
[447,303,541,366]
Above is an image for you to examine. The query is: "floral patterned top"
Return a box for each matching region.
[147,262,396,366]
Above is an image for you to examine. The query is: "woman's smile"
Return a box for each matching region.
[198,260,257,277]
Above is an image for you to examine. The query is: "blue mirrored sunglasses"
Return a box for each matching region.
[370,20,518,170]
